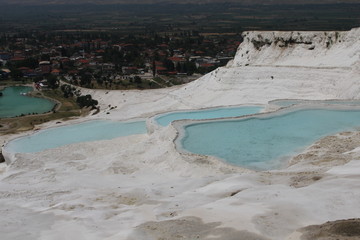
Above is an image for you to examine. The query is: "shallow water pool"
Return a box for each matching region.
[180,108,360,170]
[5,120,147,153]
[155,106,262,126]
[0,86,55,118]
[272,99,360,108]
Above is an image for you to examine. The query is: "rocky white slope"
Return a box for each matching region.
[1,28,360,240]
[167,28,360,107]
[82,28,360,120]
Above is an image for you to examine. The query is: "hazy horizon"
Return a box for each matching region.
[1,0,359,32]
[1,0,360,5]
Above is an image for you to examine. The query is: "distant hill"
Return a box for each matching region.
[1,0,359,5]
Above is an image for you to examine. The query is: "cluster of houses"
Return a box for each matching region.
[0,34,239,86]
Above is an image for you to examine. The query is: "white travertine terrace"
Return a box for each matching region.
[1,27,360,240]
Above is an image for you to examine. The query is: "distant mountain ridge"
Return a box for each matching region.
[1,0,359,5]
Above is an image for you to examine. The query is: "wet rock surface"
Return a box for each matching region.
[300,218,360,240]
[130,217,270,240]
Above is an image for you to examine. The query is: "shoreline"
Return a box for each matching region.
[0,84,83,135]
[0,85,59,118]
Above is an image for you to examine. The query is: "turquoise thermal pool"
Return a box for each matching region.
[0,86,55,118]
[271,99,360,108]
[180,108,360,170]
[5,120,147,153]
[155,106,263,126]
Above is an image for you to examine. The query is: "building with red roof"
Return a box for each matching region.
[51,69,61,76]
[39,61,51,74]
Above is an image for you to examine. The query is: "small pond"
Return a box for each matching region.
[0,86,55,118]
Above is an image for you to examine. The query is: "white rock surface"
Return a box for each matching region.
[1,27,360,240]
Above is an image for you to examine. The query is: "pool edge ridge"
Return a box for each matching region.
[172,103,360,172]
[1,146,15,165]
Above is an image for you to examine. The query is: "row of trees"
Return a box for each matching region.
[60,84,98,109]
[76,95,98,109]
[162,59,197,75]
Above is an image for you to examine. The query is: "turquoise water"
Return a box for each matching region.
[6,120,147,153]
[155,106,262,126]
[0,86,55,118]
[272,99,360,108]
[181,109,360,170]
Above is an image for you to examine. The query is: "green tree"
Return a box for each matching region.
[134,76,142,84]
[163,59,174,71]
[60,84,73,98]
[79,72,92,87]
[76,95,98,109]
[9,68,23,80]
[186,61,197,75]
[45,74,59,89]
[16,57,38,69]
